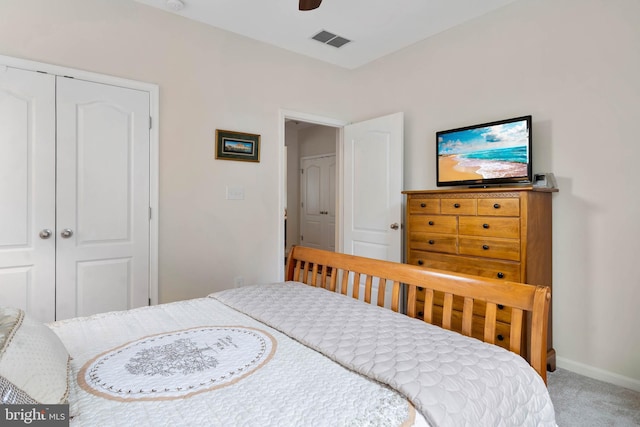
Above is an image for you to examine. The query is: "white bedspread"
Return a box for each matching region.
[49,296,421,426]
[212,281,557,427]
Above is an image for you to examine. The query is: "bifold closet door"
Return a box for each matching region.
[55,77,150,320]
[0,67,56,323]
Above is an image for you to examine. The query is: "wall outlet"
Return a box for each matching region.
[234,276,244,287]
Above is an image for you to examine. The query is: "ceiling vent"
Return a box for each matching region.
[311,30,351,48]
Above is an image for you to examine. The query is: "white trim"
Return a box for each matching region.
[0,54,160,306]
[300,153,337,161]
[278,109,348,281]
[556,356,640,392]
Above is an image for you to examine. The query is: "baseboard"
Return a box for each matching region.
[556,356,640,393]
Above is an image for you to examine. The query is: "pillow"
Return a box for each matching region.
[0,307,70,404]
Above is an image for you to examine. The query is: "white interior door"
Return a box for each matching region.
[55,77,150,320]
[300,155,336,251]
[0,67,56,323]
[342,112,403,304]
[342,112,404,262]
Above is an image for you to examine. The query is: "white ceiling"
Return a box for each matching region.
[134,0,518,69]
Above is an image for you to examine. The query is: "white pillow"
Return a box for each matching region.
[0,307,70,404]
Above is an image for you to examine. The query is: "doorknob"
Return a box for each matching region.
[61,228,74,238]
[39,229,52,239]
[390,223,400,230]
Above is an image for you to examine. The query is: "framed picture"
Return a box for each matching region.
[215,129,260,162]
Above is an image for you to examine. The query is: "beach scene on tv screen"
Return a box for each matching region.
[438,120,529,183]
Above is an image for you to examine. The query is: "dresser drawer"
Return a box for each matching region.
[440,198,477,215]
[408,251,521,281]
[477,198,520,216]
[459,217,520,239]
[409,215,457,233]
[409,233,457,254]
[458,237,520,261]
[408,198,440,214]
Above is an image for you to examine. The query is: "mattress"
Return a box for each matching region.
[49,292,427,426]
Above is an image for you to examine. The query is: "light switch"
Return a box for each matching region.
[226,186,245,200]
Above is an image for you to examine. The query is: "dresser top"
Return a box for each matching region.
[402,186,558,195]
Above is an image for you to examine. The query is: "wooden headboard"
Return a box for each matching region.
[285,245,550,383]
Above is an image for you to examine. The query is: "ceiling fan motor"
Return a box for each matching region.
[299,0,322,11]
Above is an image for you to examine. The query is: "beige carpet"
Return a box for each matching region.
[548,368,640,426]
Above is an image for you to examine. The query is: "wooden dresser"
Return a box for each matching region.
[403,186,557,370]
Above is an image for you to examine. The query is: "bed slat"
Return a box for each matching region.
[461,297,474,337]
[423,289,434,323]
[391,281,400,312]
[377,278,386,307]
[364,275,373,303]
[509,308,524,354]
[442,293,454,330]
[484,302,498,345]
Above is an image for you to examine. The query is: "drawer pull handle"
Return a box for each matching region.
[494,203,501,209]
[420,203,426,208]
[497,304,505,310]
[496,272,505,279]
[428,221,434,226]
[428,240,435,245]
[482,244,490,250]
[497,334,505,341]
[482,223,490,229]
[453,203,460,208]
[417,260,424,266]
[417,311,424,318]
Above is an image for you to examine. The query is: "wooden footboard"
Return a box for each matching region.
[285,246,551,384]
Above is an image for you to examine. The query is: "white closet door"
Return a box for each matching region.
[0,67,56,322]
[55,77,150,320]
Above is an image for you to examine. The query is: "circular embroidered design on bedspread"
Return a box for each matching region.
[78,326,276,401]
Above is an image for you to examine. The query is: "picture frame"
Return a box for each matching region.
[215,129,260,162]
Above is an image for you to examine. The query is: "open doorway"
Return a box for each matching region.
[284,120,339,257]
[278,110,404,282]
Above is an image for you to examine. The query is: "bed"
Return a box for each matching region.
[1,246,556,426]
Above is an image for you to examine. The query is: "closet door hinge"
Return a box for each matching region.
[149,207,152,220]
[149,117,152,130]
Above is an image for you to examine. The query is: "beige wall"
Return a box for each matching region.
[1,0,638,389]
[348,0,640,389]
[0,0,353,302]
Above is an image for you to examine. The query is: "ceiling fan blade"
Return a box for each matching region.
[299,0,322,11]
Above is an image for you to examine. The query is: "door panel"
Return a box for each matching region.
[76,258,131,316]
[0,67,55,322]
[327,160,336,252]
[55,77,150,320]
[343,112,403,262]
[77,102,132,243]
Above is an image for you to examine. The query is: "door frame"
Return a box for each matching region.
[278,109,347,280]
[0,54,160,306]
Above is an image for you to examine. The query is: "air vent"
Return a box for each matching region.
[311,30,351,48]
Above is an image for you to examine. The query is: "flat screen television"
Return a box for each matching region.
[436,115,532,187]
